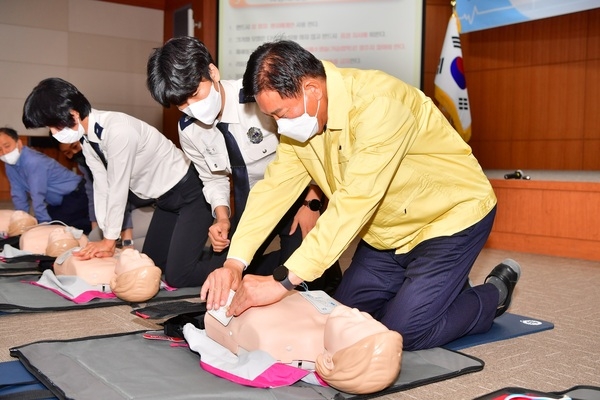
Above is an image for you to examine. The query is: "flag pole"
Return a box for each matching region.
[451,0,462,34]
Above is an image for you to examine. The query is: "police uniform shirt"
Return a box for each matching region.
[82,109,189,240]
[178,79,279,216]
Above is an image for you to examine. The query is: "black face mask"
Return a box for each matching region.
[71,151,87,167]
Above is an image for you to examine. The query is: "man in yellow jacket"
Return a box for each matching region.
[201,40,520,350]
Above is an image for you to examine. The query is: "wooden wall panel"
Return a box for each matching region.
[588,9,600,58]
[583,140,600,170]
[470,57,592,171]
[584,59,600,141]
[462,8,599,171]
[487,179,600,261]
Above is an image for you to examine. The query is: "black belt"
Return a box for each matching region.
[158,165,194,201]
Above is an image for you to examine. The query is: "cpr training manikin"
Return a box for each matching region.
[198,290,403,394]
[54,245,162,303]
[0,209,161,303]
[1,209,37,237]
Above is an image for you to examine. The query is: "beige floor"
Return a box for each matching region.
[1,242,599,399]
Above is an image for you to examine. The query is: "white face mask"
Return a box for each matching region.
[182,82,222,125]
[276,88,320,142]
[0,147,21,165]
[53,122,85,144]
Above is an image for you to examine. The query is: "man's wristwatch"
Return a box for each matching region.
[122,239,134,247]
[273,265,296,290]
[303,199,322,211]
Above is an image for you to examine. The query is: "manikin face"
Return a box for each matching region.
[115,248,155,274]
[111,249,162,303]
[323,305,389,354]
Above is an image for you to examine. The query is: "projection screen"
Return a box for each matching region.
[217,0,424,89]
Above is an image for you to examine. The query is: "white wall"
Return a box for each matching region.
[0,0,164,136]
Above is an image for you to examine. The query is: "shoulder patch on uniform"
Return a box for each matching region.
[179,115,197,131]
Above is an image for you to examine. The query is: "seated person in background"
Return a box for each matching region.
[201,291,403,395]
[22,78,213,288]
[0,127,91,233]
[59,141,134,248]
[146,36,341,290]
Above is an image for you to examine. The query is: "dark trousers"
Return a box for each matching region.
[142,165,303,288]
[142,165,214,288]
[47,179,91,234]
[334,207,498,351]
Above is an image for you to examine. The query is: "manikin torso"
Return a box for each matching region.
[204,291,390,364]
[205,291,335,364]
[20,224,88,255]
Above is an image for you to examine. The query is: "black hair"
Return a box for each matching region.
[0,127,19,141]
[22,78,91,130]
[242,40,325,99]
[146,36,215,107]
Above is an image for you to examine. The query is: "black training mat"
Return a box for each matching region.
[474,385,600,399]
[0,260,41,275]
[10,330,484,400]
[0,274,202,313]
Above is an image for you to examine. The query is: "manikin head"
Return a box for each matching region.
[110,248,162,302]
[315,305,403,394]
[0,209,14,236]
[7,211,38,237]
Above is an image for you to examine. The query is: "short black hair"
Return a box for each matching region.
[242,40,325,99]
[22,78,91,130]
[0,127,19,141]
[147,36,215,107]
